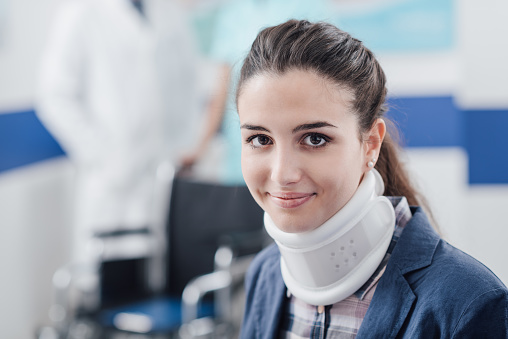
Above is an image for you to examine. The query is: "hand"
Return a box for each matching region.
[179,150,200,169]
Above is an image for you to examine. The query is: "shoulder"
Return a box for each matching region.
[427,237,506,309]
[412,240,507,337]
[244,243,285,307]
[396,208,506,295]
[434,238,505,290]
[245,243,281,289]
[395,208,508,336]
[405,213,507,301]
[241,243,285,338]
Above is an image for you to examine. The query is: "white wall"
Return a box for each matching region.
[456,0,508,109]
[0,0,64,111]
[0,2,70,337]
[0,159,75,339]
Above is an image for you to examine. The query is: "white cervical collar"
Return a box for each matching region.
[264,169,395,306]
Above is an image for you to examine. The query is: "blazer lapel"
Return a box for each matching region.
[357,207,440,339]
[357,264,416,338]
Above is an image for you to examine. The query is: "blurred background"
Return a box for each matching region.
[1,0,508,338]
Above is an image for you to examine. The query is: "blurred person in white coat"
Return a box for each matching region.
[36,0,201,265]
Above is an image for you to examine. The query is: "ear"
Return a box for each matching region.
[363,118,386,169]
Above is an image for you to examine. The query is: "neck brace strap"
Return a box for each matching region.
[264,169,395,306]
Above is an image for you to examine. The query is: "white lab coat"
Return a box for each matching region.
[37,0,200,260]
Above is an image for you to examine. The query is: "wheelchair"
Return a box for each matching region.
[36,163,268,339]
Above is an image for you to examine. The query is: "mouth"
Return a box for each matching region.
[268,192,316,209]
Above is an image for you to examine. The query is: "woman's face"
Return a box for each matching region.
[238,69,381,233]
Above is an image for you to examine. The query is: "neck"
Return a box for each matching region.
[264,169,395,306]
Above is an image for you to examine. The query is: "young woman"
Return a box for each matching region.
[236,20,507,338]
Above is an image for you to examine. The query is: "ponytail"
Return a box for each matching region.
[376,133,417,204]
[376,121,438,230]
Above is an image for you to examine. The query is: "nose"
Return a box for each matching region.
[270,147,303,186]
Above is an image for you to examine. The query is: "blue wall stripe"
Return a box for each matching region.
[0,102,507,184]
[464,109,508,185]
[0,109,65,173]
[386,96,463,148]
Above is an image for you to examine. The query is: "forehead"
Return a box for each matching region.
[238,69,356,126]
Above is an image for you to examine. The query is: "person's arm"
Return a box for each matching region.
[180,63,231,168]
[36,3,106,166]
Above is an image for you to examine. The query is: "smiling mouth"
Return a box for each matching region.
[268,192,316,209]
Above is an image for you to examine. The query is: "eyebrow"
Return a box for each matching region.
[240,124,270,132]
[241,121,337,134]
[292,122,337,133]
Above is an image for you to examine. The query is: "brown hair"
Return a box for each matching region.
[237,19,430,214]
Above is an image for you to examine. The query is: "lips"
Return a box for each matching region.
[268,192,316,209]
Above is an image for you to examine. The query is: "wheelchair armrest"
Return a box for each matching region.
[181,241,261,326]
[180,228,268,335]
[181,270,232,324]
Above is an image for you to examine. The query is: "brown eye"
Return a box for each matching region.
[257,135,270,145]
[250,134,272,147]
[303,134,327,147]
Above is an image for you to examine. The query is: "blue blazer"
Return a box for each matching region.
[240,207,508,338]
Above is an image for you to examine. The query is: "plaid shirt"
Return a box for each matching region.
[279,197,412,339]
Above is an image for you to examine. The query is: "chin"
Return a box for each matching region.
[271,214,319,234]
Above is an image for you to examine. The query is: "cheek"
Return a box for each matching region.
[241,150,255,181]
[241,151,265,198]
[316,151,364,203]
